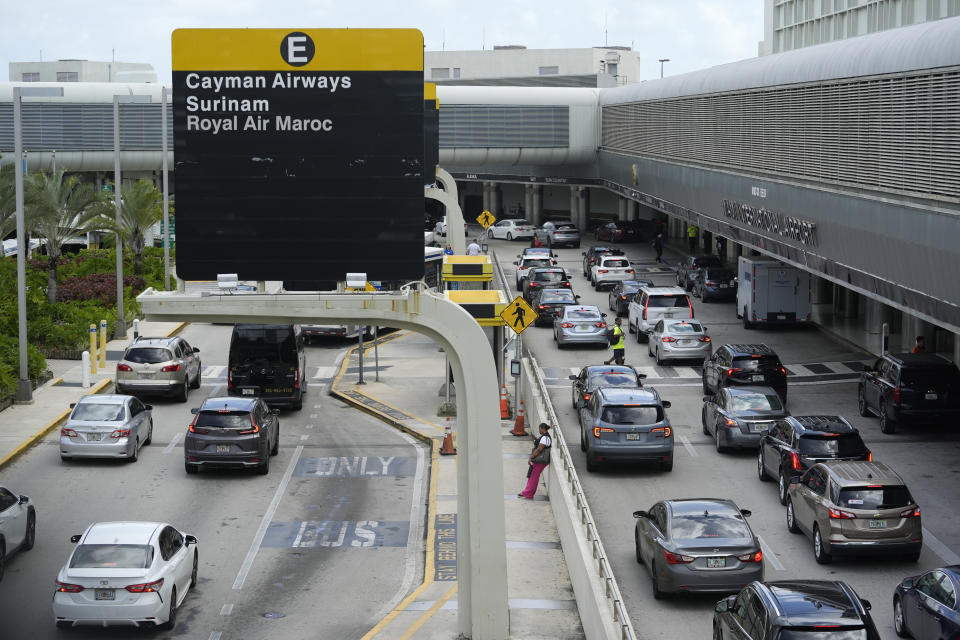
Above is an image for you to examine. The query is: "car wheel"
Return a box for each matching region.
[628,321,635,334]
[813,525,832,564]
[178,381,189,403]
[257,455,271,475]
[160,587,177,630]
[635,531,643,564]
[778,470,789,505]
[757,448,769,481]
[702,377,710,395]
[893,596,909,638]
[655,348,663,366]
[293,389,303,411]
[0,541,4,581]
[572,390,578,410]
[879,399,896,434]
[579,427,587,452]
[786,499,801,533]
[647,341,653,357]
[56,621,72,629]
[506,232,513,241]
[515,280,522,291]
[636,327,643,344]
[701,406,710,436]
[22,512,36,550]
[651,562,665,600]
[585,456,598,472]
[185,462,198,474]
[128,439,139,463]
[661,456,673,472]
[857,386,871,417]
[144,420,153,446]
[271,425,280,456]
[190,551,198,588]
[190,366,201,389]
[60,455,71,462]
[715,424,726,453]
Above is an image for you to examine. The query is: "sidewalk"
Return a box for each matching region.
[0,321,186,470]
[331,330,585,640]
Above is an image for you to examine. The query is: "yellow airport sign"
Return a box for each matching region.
[442,255,493,282]
[500,296,538,334]
[476,210,496,229]
[445,290,508,327]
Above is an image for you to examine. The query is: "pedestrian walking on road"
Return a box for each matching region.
[911,335,926,354]
[686,224,698,253]
[604,317,626,365]
[653,233,664,263]
[519,423,552,499]
[467,238,481,255]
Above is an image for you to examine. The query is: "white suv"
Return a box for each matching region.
[627,286,693,342]
[590,255,635,290]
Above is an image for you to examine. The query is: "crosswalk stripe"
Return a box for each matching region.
[786,364,817,377]
[313,365,336,380]
[673,367,701,379]
[821,361,858,373]
[634,366,658,378]
[203,365,226,378]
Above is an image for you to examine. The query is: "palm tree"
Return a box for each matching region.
[94,179,163,277]
[0,162,15,239]
[24,169,105,303]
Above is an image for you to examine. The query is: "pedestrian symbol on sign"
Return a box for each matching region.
[476,210,497,230]
[499,296,538,334]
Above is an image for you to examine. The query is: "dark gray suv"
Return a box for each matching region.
[184,397,279,475]
[577,387,673,471]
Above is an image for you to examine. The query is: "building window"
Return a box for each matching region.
[539,66,559,75]
[431,68,450,79]
[56,71,79,82]
[21,72,40,82]
[453,68,460,79]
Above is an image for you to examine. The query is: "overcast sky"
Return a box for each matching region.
[1,1,764,83]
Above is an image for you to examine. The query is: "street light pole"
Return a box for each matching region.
[161,87,171,291]
[13,86,63,403]
[658,58,670,78]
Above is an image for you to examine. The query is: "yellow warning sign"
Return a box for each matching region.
[500,296,538,334]
[476,210,496,229]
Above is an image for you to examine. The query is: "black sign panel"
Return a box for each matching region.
[172,29,425,281]
[424,84,439,185]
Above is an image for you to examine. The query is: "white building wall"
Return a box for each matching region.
[9,60,157,83]
[426,47,644,84]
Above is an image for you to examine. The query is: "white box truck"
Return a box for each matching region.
[737,257,812,329]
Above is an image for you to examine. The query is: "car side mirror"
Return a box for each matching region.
[568,375,577,380]
[661,401,671,409]
[715,600,729,614]
[860,598,872,611]
[18,495,29,504]
[633,510,648,519]
[513,261,519,266]
[581,252,586,256]
[70,534,82,543]
[637,373,647,379]
[702,396,711,403]
[601,313,607,318]
[901,578,914,590]
[69,403,76,409]
[740,509,752,517]
[789,475,801,485]
[190,408,200,414]
[144,404,153,411]
[574,295,581,299]
[185,534,198,545]
[702,326,707,331]
[193,347,200,353]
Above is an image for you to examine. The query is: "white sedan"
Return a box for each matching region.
[0,485,36,581]
[487,218,536,241]
[53,521,198,630]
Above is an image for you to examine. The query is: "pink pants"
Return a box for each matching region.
[521,462,548,498]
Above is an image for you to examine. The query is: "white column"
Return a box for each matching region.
[532,186,543,226]
[569,186,580,229]
[628,199,638,222]
[524,184,534,223]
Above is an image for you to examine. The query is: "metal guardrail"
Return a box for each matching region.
[490,249,637,640]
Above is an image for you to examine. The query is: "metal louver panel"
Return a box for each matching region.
[0,103,173,151]
[440,104,568,148]
[601,69,960,201]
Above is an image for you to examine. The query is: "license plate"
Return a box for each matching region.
[625,433,641,441]
[663,312,674,318]
[242,388,255,395]
[752,375,765,382]
[719,284,728,288]
[706,557,726,568]
[679,339,694,345]
[87,433,102,441]
[925,393,938,400]
[868,520,888,529]
[575,326,592,332]
[94,588,115,600]
[138,373,154,379]
[777,314,786,320]
[216,445,230,453]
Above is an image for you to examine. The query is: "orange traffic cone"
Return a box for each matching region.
[511,399,527,437]
[439,417,457,456]
[499,383,511,419]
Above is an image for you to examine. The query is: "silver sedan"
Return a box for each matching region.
[60,395,153,463]
[647,319,712,365]
[553,305,609,348]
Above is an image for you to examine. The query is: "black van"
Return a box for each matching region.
[228,324,306,410]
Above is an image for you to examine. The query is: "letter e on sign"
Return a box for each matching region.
[281,32,315,67]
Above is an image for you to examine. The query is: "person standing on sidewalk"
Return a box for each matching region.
[653,233,665,263]
[467,238,481,255]
[686,224,698,253]
[519,423,552,499]
[605,317,626,365]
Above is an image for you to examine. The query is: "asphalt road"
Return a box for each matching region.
[0,323,428,639]
[492,234,960,639]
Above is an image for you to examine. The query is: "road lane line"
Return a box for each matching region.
[300,434,309,441]
[313,365,335,379]
[758,536,785,571]
[219,604,233,616]
[397,584,458,640]
[924,528,960,565]
[232,445,303,590]
[163,432,183,454]
[679,434,698,457]
[208,633,222,640]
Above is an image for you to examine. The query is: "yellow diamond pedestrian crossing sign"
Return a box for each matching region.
[500,296,538,334]
[476,210,496,229]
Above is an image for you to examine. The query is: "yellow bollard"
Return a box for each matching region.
[89,325,98,374]
[99,320,108,368]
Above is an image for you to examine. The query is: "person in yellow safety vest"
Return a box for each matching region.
[605,317,626,365]
[687,224,698,253]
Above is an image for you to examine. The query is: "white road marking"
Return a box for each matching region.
[208,633,222,640]
[678,434,698,457]
[821,361,855,374]
[313,365,336,379]
[672,367,701,379]
[203,365,226,378]
[305,424,314,430]
[787,364,817,377]
[634,366,658,378]
[757,536,785,571]
[292,521,309,548]
[163,432,183,454]
[219,604,233,616]
[309,413,318,419]
[300,434,309,441]
[923,528,960,565]
[232,445,303,590]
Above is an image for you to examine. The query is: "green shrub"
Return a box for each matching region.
[0,335,47,396]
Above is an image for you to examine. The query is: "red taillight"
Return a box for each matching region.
[598,269,609,274]
[561,322,574,328]
[56,581,84,593]
[724,418,737,426]
[538,305,546,310]
[593,426,615,438]
[294,367,300,390]
[662,549,694,564]
[61,428,78,437]
[899,506,921,518]
[625,269,634,274]
[188,414,208,434]
[642,302,648,320]
[790,451,801,471]
[583,393,591,401]
[620,295,627,300]
[594,322,607,328]
[661,336,677,343]
[227,368,233,389]
[893,387,901,403]
[828,507,856,519]
[780,367,787,375]
[737,551,763,563]
[126,578,164,593]
[116,363,132,372]
[726,367,743,376]
[238,416,260,435]
[867,451,872,462]
[705,281,716,286]
[109,429,131,439]
[651,426,671,438]
[160,364,180,372]
[687,296,694,318]
[562,282,571,287]
[699,336,711,342]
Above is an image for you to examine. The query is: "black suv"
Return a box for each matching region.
[677,254,723,291]
[703,344,788,400]
[858,352,960,434]
[714,580,880,640]
[581,245,624,277]
[184,396,280,475]
[228,324,307,410]
[522,267,571,301]
[757,415,871,504]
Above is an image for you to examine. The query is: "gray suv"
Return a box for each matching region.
[578,387,673,471]
[115,337,201,402]
[184,397,279,475]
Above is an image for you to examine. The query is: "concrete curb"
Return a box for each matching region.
[0,378,113,471]
[163,321,188,338]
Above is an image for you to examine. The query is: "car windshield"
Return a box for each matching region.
[533,271,565,282]
[900,369,960,390]
[733,355,782,371]
[799,434,867,457]
[777,631,867,640]
[836,485,913,510]
[70,544,154,569]
[72,403,125,421]
[693,257,722,268]
[648,295,690,308]
[588,373,637,389]
[728,393,783,411]
[602,258,630,268]
[196,411,253,429]
[231,327,297,364]
[600,405,663,425]
[566,309,600,320]
[666,322,702,333]
[705,270,735,280]
[541,291,576,303]
[670,512,751,540]
[523,259,553,268]
[125,348,173,364]
[554,223,576,231]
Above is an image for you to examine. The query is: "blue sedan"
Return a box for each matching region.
[894,565,960,639]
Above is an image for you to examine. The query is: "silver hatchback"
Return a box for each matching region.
[60,395,153,462]
[115,337,201,402]
[647,320,712,365]
[554,305,609,348]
